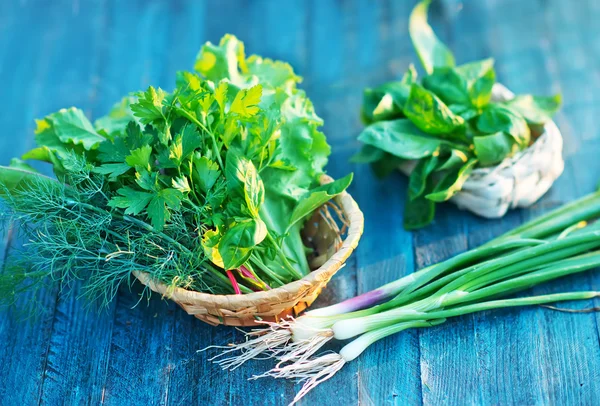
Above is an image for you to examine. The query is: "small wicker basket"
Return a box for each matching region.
[399,83,564,218]
[133,175,363,326]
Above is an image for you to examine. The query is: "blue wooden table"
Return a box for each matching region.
[2,0,600,405]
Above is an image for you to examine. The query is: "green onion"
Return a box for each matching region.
[208,189,600,404]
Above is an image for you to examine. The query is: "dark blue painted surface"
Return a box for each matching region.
[1,0,600,405]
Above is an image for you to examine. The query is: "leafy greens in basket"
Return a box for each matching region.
[0,34,352,308]
[353,0,561,230]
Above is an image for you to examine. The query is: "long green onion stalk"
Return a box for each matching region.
[208,190,600,404]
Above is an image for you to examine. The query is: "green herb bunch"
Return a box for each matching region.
[353,0,561,230]
[0,34,352,308]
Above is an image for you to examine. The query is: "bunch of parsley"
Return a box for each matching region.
[353,0,561,230]
[0,34,352,306]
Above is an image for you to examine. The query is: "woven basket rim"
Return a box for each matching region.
[133,174,364,310]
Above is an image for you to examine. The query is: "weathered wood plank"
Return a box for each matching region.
[0,1,73,404]
[2,1,600,405]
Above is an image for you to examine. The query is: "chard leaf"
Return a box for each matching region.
[474,131,517,166]
[408,155,439,200]
[0,166,58,197]
[504,94,561,124]
[194,34,248,87]
[426,159,477,202]
[24,109,101,172]
[403,84,466,136]
[21,147,67,179]
[225,150,264,217]
[44,108,105,150]
[246,55,302,89]
[9,158,37,173]
[409,0,455,74]
[476,105,530,148]
[218,218,267,270]
[202,228,225,269]
[286,173,353,232]
[358,119,447,160]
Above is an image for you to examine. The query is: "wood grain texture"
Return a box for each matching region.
[1,0,600,405]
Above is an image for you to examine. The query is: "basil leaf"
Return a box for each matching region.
[436,149,469,171]
[474,132,517,166]
[409,0,455,74]
[476,105,530,148]
[458,59,496,108]
[371,153,404,179]
[426,159,477,202]
[404,84,466,136]
[504,94,561,125]
[408,155,439,200]
[423,59,495,108]
[404,193,436,230]
[225,150,264,218]
[351,144,385,163]
[287,173,353,232]
[362,82,410,124]
[401,64,419,85]
[423,69,470,106]
[358,119,446,160]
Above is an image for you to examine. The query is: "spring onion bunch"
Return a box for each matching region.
[209,189,600,404]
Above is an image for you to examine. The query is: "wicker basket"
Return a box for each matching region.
[133,175,363,326]
[399,83,564,218]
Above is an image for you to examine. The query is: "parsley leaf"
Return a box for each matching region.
[230,85,262,117]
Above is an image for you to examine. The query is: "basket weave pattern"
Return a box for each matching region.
[400,83,564,218]
[134,175,363,326]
